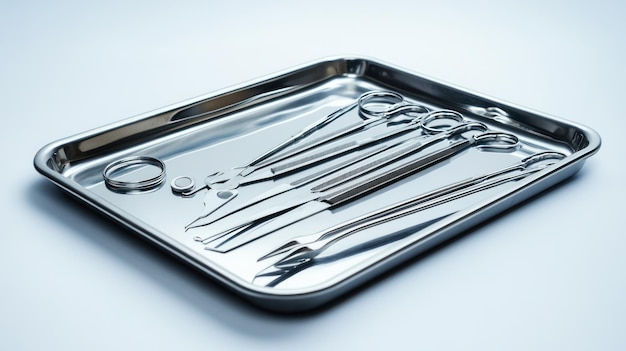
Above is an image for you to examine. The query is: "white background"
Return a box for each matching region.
[2,1,624,350]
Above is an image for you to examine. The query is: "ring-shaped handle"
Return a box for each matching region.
[386,104,431,124]
[103,156,166,193]
[473,132,520,151]
[420,110,465,134]
[520,151,566,170]
[357,91,404,119]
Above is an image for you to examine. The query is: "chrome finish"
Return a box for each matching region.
[257,151,566,270]
[253,90,428,168]
[33,57,601,312]
[199,129,520,253]
[102,156,166,193]
[170,176,195,194]
[186,110,470,230]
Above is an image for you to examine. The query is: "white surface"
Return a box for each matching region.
[2,1,624,350]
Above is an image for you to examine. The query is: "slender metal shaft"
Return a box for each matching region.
[258,151,565,263]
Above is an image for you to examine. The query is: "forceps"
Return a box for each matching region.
[196,129,520,252]
[256,151,566,269]
[185,110,469,229]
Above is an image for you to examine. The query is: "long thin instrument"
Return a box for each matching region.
[257,151,566,266]
[252,164,555,282]
[206,108,458,189]
[196,131,519,252]
[187,120,485,231]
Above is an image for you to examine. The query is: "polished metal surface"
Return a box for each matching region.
[33,57,601,312]
[102,156,166,193]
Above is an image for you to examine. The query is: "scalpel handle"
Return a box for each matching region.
[321,138,471,206]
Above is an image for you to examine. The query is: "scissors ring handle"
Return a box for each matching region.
[420,110,465,134]
[103,156,166,193]
[473,132,520,151]
[357,91,404,119]
[386,104,431,124]
[521,151,566,169]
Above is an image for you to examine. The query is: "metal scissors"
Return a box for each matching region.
[206,90,430,185]
[185,110,473,230]
[249,90,431,169]
[194,128,521,252]
[180,90,430,226]
[235,109,464,186]
[255,151,567,270]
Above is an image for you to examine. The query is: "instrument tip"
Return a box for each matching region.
[257,241,298,261]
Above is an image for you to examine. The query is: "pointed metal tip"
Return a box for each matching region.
[185,223,199,231]
[185,216,205,230]
[254,266,285,279]
[257,241,297,262]
[203,246,227,253]
[274,256,312,270]
[252,268,286,287]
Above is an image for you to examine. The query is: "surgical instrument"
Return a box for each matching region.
[205,92,433,187]
[178,92,402,223]
[197,130,520,252]
[185,110,470,229]
[180,91,428,224]
[203,90,411,187]
[249,90,430,169]
[239,109,464,184]
[257,151,566,267]
[180,90,372,198]
[202,107,435,190]
[185,144,389,229]
[253,215,449,288]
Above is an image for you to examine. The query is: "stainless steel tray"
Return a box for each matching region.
[34,57,600,312]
